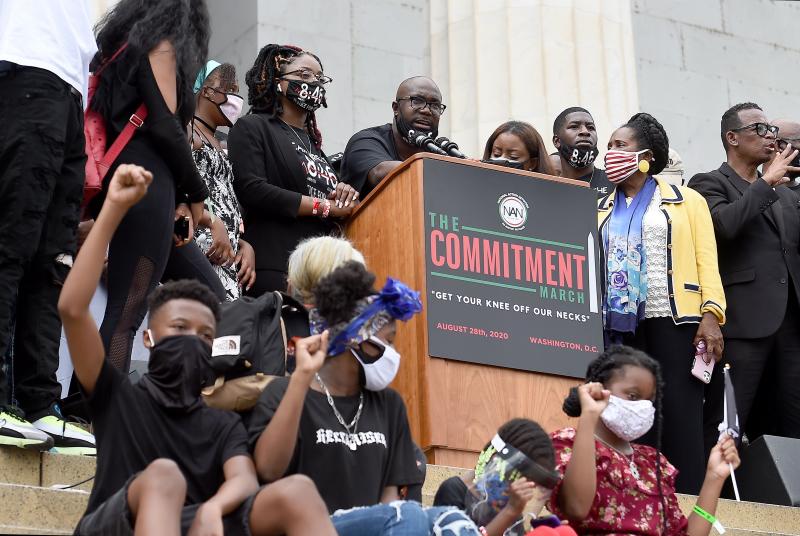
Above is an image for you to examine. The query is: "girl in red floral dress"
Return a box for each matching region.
[549,346,740,535]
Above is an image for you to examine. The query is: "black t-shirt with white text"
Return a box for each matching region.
[278,122,338,201]
[583,168,613,198]
[81,362,250,517]
[248,376,421,513]
[340,123,400,197]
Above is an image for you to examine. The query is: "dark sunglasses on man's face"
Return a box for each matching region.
[731,122,779,138]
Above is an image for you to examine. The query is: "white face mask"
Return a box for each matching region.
[600,394,655,442]
[351,336,401,391]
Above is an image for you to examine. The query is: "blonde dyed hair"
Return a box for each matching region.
[287,236,366,304]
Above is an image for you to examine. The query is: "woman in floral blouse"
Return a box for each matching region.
[550,346,740,536]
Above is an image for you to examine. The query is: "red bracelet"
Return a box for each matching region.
[312,198,321,216]
[321,199,331,218]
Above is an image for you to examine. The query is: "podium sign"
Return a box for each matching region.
[423,159,603,377]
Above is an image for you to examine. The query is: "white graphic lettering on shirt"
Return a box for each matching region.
[289,141,339,198]
[315,428,388,451]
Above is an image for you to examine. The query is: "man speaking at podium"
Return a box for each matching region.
[341,76,446,197]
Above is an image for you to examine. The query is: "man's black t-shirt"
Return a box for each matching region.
[83,361,250,515]
[340,124,400,197]
[247,377,421,513]
[583,167,613,198]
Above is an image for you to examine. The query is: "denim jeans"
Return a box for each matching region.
[331,501,480,536]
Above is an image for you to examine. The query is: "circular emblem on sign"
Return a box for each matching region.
[497,193,529,230]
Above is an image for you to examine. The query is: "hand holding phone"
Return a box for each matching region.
[691,339,714,384]
[174,216,190,242]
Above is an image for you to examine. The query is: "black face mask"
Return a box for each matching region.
[282,79,326,112]
[395,111,438,145]
[482,157,526,170]
[138,335,216,412]
[557,140,599,169]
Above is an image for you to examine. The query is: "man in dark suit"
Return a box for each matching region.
[690,102,800,445]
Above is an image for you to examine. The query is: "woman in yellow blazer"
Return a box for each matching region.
[597,113,725,495]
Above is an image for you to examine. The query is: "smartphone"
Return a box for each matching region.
[174,216,190,241]
[691,340,714,384]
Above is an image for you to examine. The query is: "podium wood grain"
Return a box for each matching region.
[346,154,578,467]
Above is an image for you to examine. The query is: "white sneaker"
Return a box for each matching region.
[32,407,95,456]
[0,408,54,451]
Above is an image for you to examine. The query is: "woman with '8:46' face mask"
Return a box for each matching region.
[228,44,360,296]
[550,347,740,536]
[597,113,726,495]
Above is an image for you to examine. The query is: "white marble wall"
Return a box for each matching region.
[632,0,800,179]
[207,0,431,154]
[430,0,640,159]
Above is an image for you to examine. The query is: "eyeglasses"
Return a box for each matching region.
[280,68,333,85]
[204,86,242,100]
[731,122,779,138]
[776,137,800,151]
[396,96,447,115]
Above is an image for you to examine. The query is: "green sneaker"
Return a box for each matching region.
[32,406,95,456]
[0,407,54,450]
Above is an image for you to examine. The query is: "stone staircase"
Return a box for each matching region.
[1,446,799,535]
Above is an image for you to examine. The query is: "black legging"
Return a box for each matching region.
[98,139,224,373]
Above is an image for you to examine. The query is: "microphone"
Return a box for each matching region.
[434,136,467,159]
[408,130,448,156]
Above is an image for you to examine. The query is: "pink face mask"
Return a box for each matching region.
[604,149,649,184]
[219,94,244,126]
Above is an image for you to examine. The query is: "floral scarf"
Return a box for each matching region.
[309,277,423,355]
[602,177,657,343]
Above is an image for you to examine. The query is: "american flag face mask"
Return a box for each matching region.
[605,149,650,183]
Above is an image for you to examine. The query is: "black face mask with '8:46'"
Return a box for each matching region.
[283,79,327,112]
[558,141,599,169]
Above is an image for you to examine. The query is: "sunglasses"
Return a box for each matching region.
[731,122,779,138]
[351,336,387,364]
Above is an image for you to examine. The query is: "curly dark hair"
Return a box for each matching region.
[562,345,666,530]
[202,63,237,92]
[622,113,670,175]
[148,280,221,323]
[313,261,376,326]
[245,44,325,149]
[93,0,210,124]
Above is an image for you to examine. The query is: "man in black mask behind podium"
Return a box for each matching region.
[341,76,445,197]
[552,107,613,197]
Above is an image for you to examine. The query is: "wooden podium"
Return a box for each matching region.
[346,154,586,468]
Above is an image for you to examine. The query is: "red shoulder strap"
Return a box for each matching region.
[95,43,129,77]
[97,103,148,176]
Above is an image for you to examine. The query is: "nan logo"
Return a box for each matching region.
[497,193,529,231]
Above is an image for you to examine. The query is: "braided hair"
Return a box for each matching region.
[562,346,667,532]
[493,418,555,471]
[245,44,325,149]
[623,113,670,175]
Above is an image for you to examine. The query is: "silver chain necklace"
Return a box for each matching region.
[315,373,364,435]
[279,117,311,152]
[595,434,640,479]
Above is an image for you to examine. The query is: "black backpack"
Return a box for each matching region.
[202,291,309,411]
